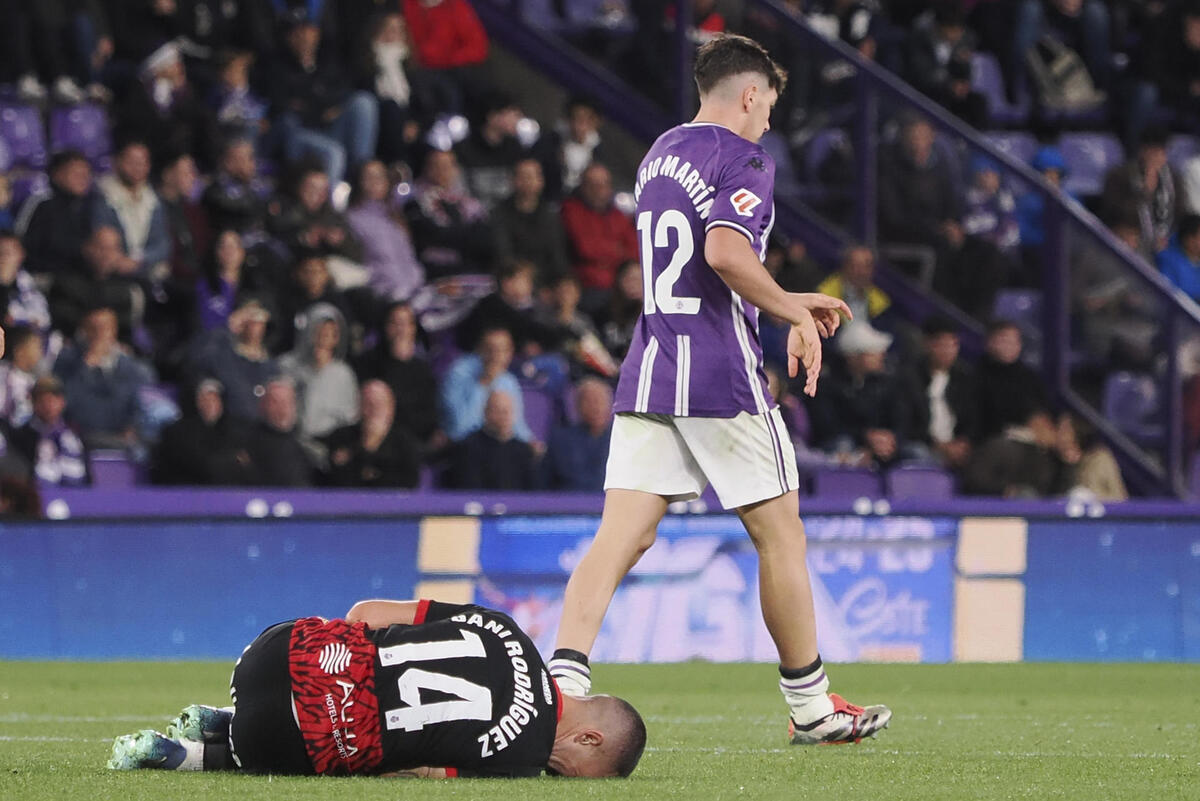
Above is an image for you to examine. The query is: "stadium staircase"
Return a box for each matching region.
[471,0,1200,498]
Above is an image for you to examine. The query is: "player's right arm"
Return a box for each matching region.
[705,228,851,395]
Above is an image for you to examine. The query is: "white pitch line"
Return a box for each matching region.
[643,746,1188,760]
[0,736,111,743]
[0,714,164,723]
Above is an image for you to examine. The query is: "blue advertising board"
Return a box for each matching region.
[1023,520,1200,661]
[0,520,421,659]
[474,514,956,663]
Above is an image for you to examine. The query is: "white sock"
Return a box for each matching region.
[779,659,835,724]
[176,738,205,771]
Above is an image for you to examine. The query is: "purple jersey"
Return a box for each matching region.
[613,123,776,418]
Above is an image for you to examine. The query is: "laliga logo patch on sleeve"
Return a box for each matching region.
[730,188,762,217]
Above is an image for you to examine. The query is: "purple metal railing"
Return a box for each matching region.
[477,0,1200,496]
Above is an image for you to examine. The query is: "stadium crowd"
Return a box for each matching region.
[6,0,1196,506]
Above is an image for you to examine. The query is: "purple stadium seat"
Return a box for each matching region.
[1189,452,1200,499]
[9,171,48,208]
[1167,135,1200,169]
[0,103,47,170]
[810,467,883,499]
[518,0,568,32]
[886,464,955,501]
[89,450,139,488]
[1058,132,1123,197]
[992,289,1042,337]
[49,103,112,168]
[983,131,1037,168]
[522,387,555,443]
[971,53,1031,125]
[804,128,850,182]
[1101,371,1163,445]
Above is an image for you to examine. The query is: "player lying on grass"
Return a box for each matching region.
[108,599,646,778]
[547,33,891,745]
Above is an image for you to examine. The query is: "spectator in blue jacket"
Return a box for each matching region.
[53,306,154,451]
[440,326,534,443]
[541,377,613,491]
[1157,215,1200,302]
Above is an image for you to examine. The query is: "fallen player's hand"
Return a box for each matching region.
[787,310,823,397]
[790,293,852,338]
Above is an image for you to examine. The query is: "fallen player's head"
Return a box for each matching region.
[549,694,647,778]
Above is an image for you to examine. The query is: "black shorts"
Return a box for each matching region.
[228,620,314,775]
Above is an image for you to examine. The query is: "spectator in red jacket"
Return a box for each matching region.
[561,163,638,307]
[402,0,489,113]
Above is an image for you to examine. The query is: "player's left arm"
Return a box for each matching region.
[378,766,451,778]
[344,599,422,628]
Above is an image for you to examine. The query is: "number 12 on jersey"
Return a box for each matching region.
[638,209,701,315]
[378,629,493,732]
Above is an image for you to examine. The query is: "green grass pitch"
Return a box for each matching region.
[2,661,1197,800]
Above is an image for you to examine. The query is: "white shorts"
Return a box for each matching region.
[604,409,801,510]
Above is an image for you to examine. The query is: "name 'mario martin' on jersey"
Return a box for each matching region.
[612,122,778,421]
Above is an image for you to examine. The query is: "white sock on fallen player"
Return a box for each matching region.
[779,657,835,724]
[176,738,205,771]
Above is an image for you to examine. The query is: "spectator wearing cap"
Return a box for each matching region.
[491,158,570,287]
[561,163,638,299]
[186,296,280,421]
[246,377,312,486]
[1157,214,1200,302]
[53,306,155,451]
[16,151,98,278]
[49,226,143,340]
[455,91,529,210]
[94,139,171,280]
[0,326,44,428]
[0,232,51,338]
[151,378,256,486]
[406,149,493,278]
[355,301,442,451]
[448,388,536,490]
[808,322,922,470]
[1101,127,1183,254]
[269,13,379,188]
[115,41,219,169]
[540,378,613,491]
[346,160,427,303]
[904,317,978,472]
[11,376,88,486]
[322,379,421,488]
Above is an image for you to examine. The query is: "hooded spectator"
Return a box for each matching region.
[152,378,256,486]
[279,302,360,445]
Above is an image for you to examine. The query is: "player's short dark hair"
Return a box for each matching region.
[693,34,787,96]
[602,696,646,778]
[49,149,89,173]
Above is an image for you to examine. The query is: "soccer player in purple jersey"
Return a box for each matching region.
[547,34,891,745]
